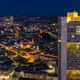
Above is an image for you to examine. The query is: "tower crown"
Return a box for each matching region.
[67,11,80,23]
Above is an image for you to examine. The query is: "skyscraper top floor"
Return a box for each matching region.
[67,11,80,23]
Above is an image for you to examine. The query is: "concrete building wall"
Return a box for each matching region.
[60,17,67,80]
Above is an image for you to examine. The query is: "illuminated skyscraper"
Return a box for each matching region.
[67,12,80,80]
[60,12,80,80]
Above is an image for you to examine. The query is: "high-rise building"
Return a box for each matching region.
[60,11,80,80]
[67,12,80,80]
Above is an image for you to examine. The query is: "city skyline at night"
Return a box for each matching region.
[0,0,79,80]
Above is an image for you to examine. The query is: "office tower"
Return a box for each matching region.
[67,11,80,80]
[60,11,80,80]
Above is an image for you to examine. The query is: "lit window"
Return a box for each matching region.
[76,26,80,35]
[72,35,74,38]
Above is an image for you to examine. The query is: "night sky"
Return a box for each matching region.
[0,0,79,16]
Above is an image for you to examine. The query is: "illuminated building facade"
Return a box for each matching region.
[60,11,80,80]
[67,12,80,80]
[67,11,80,23]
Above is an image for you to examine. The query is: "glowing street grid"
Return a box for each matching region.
[0,16,58,80]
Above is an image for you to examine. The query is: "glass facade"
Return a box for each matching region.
[67,21,80,79]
